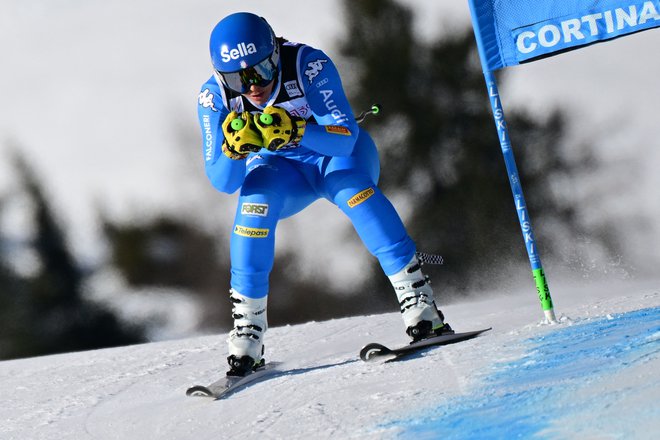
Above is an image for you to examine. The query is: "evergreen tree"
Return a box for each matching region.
[0,154,145,360]
[0,230,32,357]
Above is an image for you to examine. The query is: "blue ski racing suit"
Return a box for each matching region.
[197,41,418,300]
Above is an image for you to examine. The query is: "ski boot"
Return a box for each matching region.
[226,290,268,377]
[389,254,453,342]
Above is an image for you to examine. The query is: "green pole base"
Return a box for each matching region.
[533,268,558,323]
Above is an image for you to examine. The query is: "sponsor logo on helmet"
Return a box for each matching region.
[241,203,269,217]
[221,42,258,63]
[325,125,351,136]
[284,80,302,98]
[234,225,269,238]
[347,187,375,208]
[304,59,328,84]
[198,88,218,112]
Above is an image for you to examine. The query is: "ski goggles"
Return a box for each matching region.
[216,51,279,94]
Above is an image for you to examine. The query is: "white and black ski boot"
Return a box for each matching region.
[389,254,453,342]
[226,290,268,376]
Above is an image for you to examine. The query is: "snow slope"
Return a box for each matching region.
[1,278,659,439]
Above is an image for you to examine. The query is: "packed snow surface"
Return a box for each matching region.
[1,278,659,439]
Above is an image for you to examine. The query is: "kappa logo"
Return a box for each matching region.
[241,203,269,217]
[198,89,218,112]
[347,187,375,208]
[304,59,328,84]
[284,80,302,98]
[234,225,269,238]
[221,42,257,63]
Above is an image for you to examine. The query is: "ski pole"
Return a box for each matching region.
[356,104,381,124]
[232,104,381,128]
[230,118,246,131]
[230,114,275,129]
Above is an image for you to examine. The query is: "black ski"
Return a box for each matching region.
[186,361,283,400]
[359,328,492,362]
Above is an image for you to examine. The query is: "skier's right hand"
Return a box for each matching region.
[221,111,263,160]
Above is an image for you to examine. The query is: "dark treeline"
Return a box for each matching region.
[0,155,145,360]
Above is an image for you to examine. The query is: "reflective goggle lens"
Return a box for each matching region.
[217,54,278,94]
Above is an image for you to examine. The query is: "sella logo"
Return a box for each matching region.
[221,42,257,63]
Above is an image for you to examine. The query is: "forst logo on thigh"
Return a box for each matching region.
[241,203,269,217]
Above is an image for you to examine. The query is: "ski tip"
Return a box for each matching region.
[359,342,392,362]
[186,385,213,397]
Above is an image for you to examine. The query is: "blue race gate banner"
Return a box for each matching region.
[466,0,659,322]
[468,0,660,71]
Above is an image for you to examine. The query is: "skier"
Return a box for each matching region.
[197,12,453,376]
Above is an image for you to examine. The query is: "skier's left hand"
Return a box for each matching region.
[254,106,306,151]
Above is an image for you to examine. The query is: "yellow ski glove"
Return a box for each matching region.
[221,111,264,160]
[254,106,306,151]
